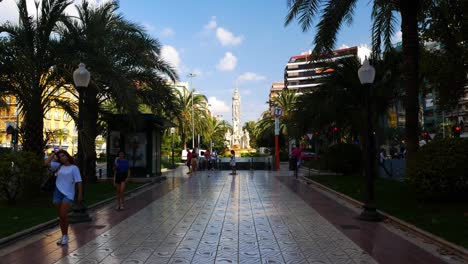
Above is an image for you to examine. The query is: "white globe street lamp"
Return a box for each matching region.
[71,63,92,223]
[357,58,381,222]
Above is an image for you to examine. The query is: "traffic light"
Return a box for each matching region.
[333,127,338,132]
[10,130,18,144]
[453,125,461,138]
[423,131,430,140]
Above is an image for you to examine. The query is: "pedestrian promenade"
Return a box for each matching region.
[0,166,455,264]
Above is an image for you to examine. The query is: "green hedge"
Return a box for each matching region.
[405,139,468,201]
[313,143,362,173]
[324,143,362,174]
[0,152,45,204]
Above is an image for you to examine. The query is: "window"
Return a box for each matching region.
[54,110,60,120]
[45,111,51,119]
[55,122,60,129]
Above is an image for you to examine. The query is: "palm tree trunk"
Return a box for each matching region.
[400,0,420,159]
[78,86,98,183]
[22,92,43,156]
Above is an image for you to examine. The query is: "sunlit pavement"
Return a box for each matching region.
[1,166,450,264]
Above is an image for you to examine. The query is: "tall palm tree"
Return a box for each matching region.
[57,0,177,181]
[285,0,422,158]
[273,89,298,148]
[291,55,401,147]
[0,0,72,155]
[172,87,208,149]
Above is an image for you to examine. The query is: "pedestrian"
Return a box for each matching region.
[230,150,236,175]
[44,150,82,246]
[211,150,218,170]
[186,149,192,174]
[113,151,130,210]
[191,149,198,174]
[379,149,386,165]
[204,149,211,170]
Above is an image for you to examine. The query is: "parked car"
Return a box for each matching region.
[301,149,320,160]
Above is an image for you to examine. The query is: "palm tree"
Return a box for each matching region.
[57,0,177,181]
[0,0,72,155]
[272,89,298,149]
[290,55,401,147]
[172,87,208,149]
[285,0,422,158]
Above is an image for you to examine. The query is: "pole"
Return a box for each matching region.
[70,86,91,223]
[359,83,381,222]
[171,132,175,168]
[188,73,196,149]
[275,116,280,171]
[192,91,195,149]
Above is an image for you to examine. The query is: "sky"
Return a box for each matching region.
[0,0,402,125]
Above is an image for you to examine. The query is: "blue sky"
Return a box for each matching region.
[0,0,402,125]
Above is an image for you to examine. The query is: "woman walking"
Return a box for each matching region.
[44,150,82,246]
[113,151,130,210]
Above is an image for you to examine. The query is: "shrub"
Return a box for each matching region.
[240,152,261,157]
[322,143,362,173]
[0,152,45,204]
[405,139,468,201]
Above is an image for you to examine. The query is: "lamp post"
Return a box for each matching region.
[170,127,175,168]
[358,58,382,222]
[71,63,92,223]
[187,73,196,149]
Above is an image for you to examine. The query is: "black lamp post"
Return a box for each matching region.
[170,127,175,168]
[358,58,382,222]
[70,63,92,223]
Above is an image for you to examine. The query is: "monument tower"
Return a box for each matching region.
[225,84,250,150]
[232,86,241,147]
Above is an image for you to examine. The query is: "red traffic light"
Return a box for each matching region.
[333,127,338,132]
[455,126,461,131]
[314,131,319,135]
[423,132,428,136]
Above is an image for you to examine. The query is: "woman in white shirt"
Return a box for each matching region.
[44,150,83,246]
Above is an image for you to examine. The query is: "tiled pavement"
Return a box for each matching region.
[1,167,453,264]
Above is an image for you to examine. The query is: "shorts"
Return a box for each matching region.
[53,187,74,204]
[115,172,127,184]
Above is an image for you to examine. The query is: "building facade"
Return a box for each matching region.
[284,46,371,92]
[1,87,78,153]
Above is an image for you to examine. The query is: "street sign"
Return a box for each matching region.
[274,107,283,117]
[306,133,313,140]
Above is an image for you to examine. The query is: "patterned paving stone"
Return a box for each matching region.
[2,168,455,264]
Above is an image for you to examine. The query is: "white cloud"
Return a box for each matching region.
[216,27,243,46]
[217,52,237,71]
[339,44,350,49]
[238,72,266,82]
[162,27,174,37]
[204,16,217,30]
[392,31,402,43]
[208,96,229,113]
[161,45,181,74]
[357,44,371,63]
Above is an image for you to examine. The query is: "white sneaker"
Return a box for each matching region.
[56,236,63,245]
[60,235,69,245]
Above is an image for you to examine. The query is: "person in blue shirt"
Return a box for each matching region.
[113,151,130,210]
[44,150,82,246]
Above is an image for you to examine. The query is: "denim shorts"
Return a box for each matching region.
[53,187,74,204]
